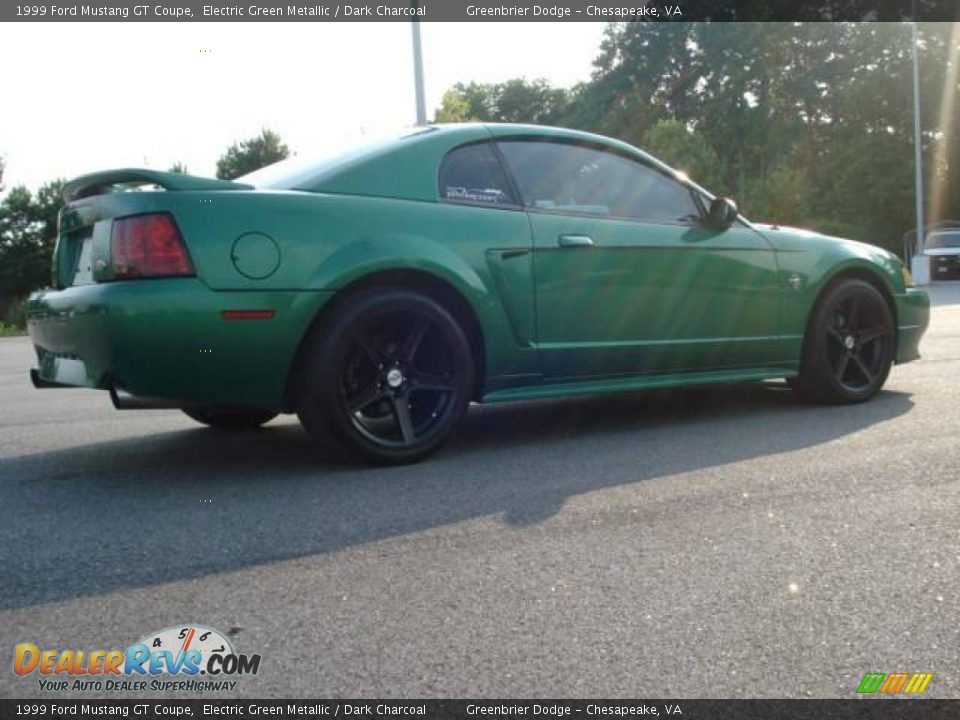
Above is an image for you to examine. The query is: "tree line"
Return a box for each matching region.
[2,22,957,329]
[436,22,959,255]
[0,129,289,329]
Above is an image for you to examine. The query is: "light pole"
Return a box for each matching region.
[411,3,427,125]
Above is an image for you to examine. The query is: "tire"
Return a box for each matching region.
[296,288,475,464]
[795,279,895,404]
[182,406,277,430]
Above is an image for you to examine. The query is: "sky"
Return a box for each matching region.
[0,22,607,192]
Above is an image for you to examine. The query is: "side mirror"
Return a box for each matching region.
[706,197,738,231]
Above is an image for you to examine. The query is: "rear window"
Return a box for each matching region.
[237,127,437,190]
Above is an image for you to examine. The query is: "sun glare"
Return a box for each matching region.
[927,23,960,232]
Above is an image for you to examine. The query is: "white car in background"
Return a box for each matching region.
[925,229,960,280]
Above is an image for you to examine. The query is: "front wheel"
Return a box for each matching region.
[182,406,277,430]
[296,288,475,464]
[795,279,895,404]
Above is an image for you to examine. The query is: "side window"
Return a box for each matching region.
[438,142,518,207]
[496,140,700,224]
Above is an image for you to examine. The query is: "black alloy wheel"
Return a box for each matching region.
[796,279,895,404]
[297,288,474,463]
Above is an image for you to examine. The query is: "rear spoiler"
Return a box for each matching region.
[63,168,252,202]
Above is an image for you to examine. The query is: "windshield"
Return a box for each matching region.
[236,127,437,190]
[926,231,960,249]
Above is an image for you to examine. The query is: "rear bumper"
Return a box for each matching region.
[26,279,332,410]
[894,286,930,364]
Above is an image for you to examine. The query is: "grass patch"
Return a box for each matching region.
[0,323,26,337]
[0,297,29,336]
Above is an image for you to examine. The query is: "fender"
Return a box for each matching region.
[304,233,534,380]
[306,234,490,310]
[763,227,906,362]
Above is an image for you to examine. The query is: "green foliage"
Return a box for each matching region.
[437,22,959,257]
[215,128,290,180]
[2,22,957,320]
[641,120,721,190]
[0,296,27,334]
[0,179,64,295]
[0,128,296,307]
[168,161,189,175]
[434,89,473,123]
[433,79,571,125]
[0,179,64,326]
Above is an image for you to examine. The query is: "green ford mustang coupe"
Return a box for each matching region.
[27,123,930,463]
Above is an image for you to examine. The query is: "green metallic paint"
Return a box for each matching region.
[63,168,251,201]
[752,223,926,361]
[894,288,930,363]
[28,124,929,413]
[528,213,784,379]
[303,126,490,200]
[482,366,799,404]
[29,279,332,409]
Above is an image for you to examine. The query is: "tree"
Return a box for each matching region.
[434,89,472,123]
[641,120,721,190]
[433,79,571,125]
[0,179,65,319]
[548,22,956,254]
[168,161,189,175]
[215,128,290,180]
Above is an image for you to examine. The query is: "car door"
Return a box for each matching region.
[496,139,783,380]
[436,141,539,383]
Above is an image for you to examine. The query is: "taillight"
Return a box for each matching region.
[110,213,193,279]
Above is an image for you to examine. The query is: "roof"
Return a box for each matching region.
[295,123,672,203]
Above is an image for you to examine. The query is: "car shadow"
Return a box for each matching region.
[0,382,913,610]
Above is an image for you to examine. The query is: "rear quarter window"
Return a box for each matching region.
[438,143,518,207]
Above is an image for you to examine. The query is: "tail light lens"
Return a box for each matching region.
[110,213,193,279]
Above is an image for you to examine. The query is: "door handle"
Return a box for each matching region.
[557,234,595,248]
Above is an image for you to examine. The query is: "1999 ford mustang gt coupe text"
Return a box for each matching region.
[28,124,930,463]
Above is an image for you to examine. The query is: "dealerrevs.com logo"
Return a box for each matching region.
[13,625,262,693]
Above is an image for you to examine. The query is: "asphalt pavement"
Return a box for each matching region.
[1,283,958,699]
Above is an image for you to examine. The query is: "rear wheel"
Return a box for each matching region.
[182,406,277,430]
[795,279,895,404]
[296,288,474,464]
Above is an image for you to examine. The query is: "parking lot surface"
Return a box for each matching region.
[1,284,958,698]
